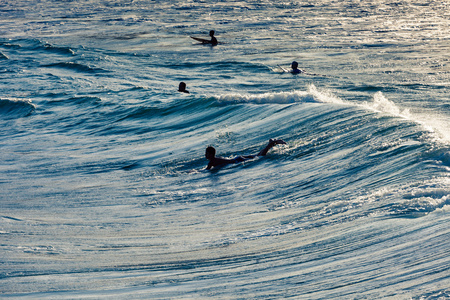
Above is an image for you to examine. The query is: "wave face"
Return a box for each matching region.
[0,99,35,119]
[1,0,449,299]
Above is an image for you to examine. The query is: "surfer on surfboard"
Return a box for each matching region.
[278,61,305,74]
[205,139,286,170]
[190,30,218,45]
[277,61,326,77]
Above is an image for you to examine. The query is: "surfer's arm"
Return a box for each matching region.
[257,139,286,156]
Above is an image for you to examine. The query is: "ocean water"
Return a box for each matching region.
[1,0,450,299]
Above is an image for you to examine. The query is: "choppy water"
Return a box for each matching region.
[1,1,450,299]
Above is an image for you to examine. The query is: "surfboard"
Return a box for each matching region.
[190,36,220,45]
[191,36,213,43]
[277,65,289,73]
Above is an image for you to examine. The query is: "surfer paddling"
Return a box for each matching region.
[205,139,286,170]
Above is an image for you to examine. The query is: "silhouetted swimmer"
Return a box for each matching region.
[205,139,286,170]
[178,82,189,93]
[209,30,218,45]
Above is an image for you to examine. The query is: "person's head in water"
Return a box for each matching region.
[178,82,189,93]
[209,30,215,37]
[205,146,216,160]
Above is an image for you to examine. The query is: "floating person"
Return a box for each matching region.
[178,82,189,93]
[190,30,219,45]
[205,139,286,170]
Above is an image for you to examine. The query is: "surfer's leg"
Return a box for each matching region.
[257,139,286,156]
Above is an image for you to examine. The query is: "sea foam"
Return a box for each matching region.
[216,84,344,105]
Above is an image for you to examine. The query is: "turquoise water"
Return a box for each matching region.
[1,1,450,298]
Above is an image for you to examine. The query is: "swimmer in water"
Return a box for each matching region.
[178,82,189,93]
[205,139,286,170]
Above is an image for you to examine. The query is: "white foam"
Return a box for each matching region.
[362,91,450,143]
[217,90,310,104]
[307,84,345,104]
[216,84,345,105]
[364,177,450,215]
[363,91,411,118]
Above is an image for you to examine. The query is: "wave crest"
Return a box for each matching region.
[216,85,344,105]
[0,98,36,119]
[216,86,449,144]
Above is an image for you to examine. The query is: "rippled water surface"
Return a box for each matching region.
[1,1,450,299]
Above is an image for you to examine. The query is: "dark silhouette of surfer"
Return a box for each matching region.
[205,139,286,170]
[178,82,189,93]
[277,61,305,74]
[209,30,218,45]
[190,30,218,45]
[290,61,303,74]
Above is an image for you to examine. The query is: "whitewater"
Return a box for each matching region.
[1,0,450,299]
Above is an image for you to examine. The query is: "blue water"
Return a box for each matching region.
[1,1,450,299]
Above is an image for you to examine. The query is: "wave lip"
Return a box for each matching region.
[216,85,344,105]
[217,86,450,145]
[217,91,309,104]
[0,98,36,119]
